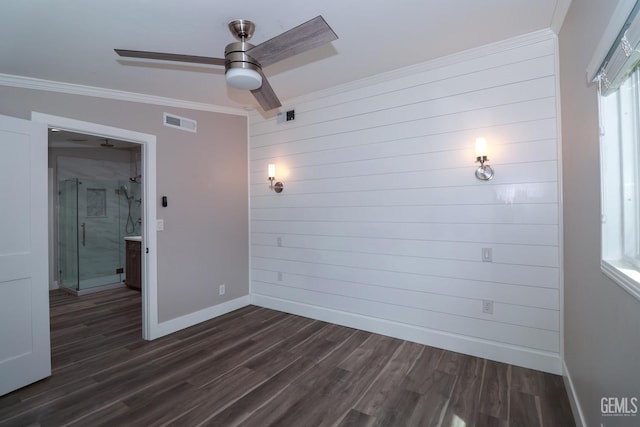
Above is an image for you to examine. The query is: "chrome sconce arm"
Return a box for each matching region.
[474,137,494,181]
[475,155,494,181]
[268,176,284,193]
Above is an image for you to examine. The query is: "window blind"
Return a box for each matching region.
[598,1,640,96]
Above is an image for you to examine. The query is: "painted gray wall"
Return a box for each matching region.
[558,1,640,425]
[0,86,248,322]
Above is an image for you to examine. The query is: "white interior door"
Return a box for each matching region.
[0,114,50,396]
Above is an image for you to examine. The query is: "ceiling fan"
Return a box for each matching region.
[115,15,337,111]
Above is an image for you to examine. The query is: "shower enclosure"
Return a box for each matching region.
[58,178,142,294]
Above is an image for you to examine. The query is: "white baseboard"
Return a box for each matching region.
[251,294,563,375]
[152,295,251,339]
[563,360,587,427]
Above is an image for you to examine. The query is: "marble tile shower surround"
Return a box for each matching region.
[86,188,107,217]
[56,155,142,234]
[57,155,130,181]
[57,156,142,289]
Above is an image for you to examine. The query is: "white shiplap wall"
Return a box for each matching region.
[249,30,562,373]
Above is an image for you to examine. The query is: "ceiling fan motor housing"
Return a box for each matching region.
[224,41,262,90]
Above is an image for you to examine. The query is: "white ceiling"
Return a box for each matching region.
[0,0,570,112]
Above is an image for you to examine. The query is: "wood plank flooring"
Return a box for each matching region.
[0,288,575,426]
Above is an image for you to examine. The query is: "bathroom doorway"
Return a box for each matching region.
[50,130,142,295]
[34,112,159,340]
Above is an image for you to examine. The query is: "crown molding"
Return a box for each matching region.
[550,0,572,34]
[0,73,249,117]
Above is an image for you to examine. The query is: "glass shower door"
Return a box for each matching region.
[58,179,79,291]
[58,178,125,293]
[77,178,124,290]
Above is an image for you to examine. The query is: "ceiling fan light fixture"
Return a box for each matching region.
[226,67,262,90]
[115,15,338,111]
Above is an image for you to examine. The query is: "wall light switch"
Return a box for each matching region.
[482,247,492,262]
[157,219,164,231]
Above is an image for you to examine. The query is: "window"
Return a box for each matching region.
[597,1,640,301]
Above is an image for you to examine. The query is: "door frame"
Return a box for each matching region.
[32,112,160,340]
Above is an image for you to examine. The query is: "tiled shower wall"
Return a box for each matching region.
[51,153,141,288]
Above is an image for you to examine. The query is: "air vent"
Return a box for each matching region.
[163,113,197,133]
[276,108,296,124]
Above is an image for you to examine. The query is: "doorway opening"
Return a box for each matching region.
[50,130,142,295]
[31,112,160,340]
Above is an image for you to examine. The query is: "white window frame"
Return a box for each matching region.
[600,69,640,302]
[591,0,640,302]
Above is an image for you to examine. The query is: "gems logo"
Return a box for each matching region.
[601,397,638,417]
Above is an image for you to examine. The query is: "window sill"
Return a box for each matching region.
[601,259,640,302]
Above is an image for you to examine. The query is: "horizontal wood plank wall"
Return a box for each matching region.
[249,31,561,373]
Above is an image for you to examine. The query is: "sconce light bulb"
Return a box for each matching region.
[475,137,488,158]
[268,163,276,179]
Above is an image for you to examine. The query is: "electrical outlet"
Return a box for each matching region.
[482,247,492,262]
[482,299,494,314]
[156,219,164,231]
[277,271,283,281]
[219,284,225,295]
[277,237,282,247]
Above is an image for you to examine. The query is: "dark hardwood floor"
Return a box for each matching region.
[0,288,575,426]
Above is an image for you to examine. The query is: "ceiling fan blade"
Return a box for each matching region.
[251,71,282,111]
[115,49,225,66]
[247,16,337,68]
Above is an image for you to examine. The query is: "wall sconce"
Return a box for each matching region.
[475,137,494,181]
[268,163,284,193]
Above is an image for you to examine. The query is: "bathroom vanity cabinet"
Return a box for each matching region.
[125,237,141,290]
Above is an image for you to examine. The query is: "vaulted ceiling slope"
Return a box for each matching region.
[0,1,570,111]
